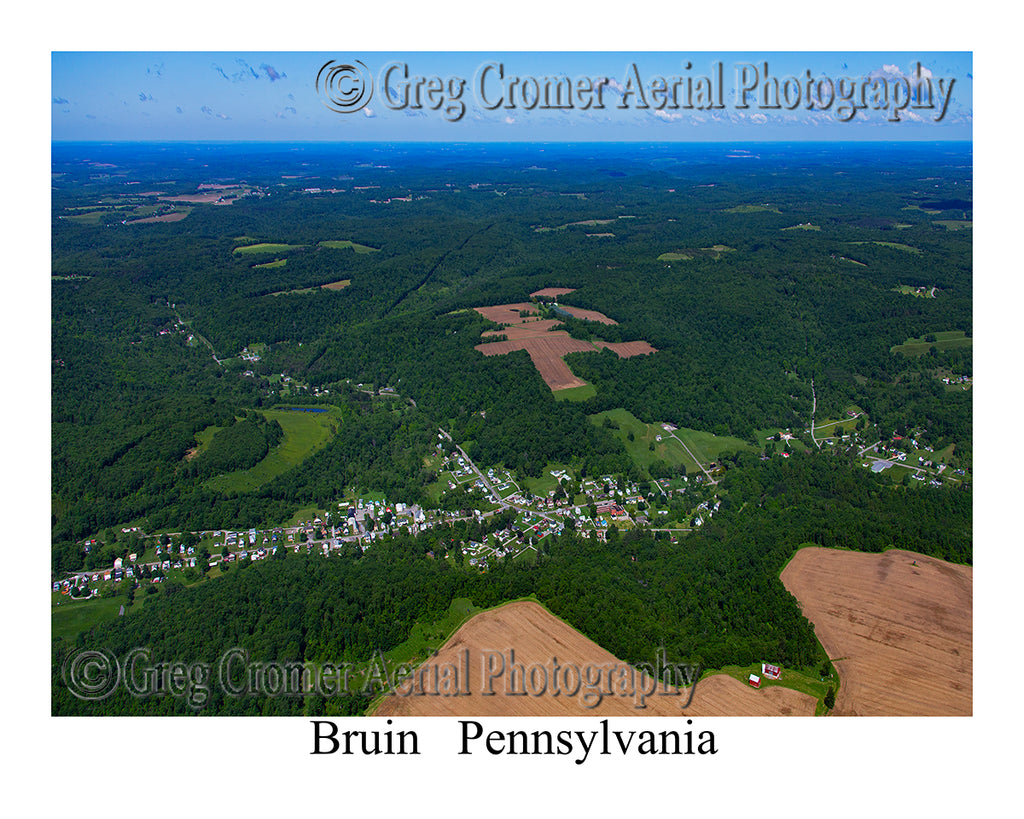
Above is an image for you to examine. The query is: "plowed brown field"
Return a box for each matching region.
[474,303,540,324]
[555,305,618,324]
[473,302,655,391]
[372,601,816,717]
[531,287,577,298]
[781,547,972,715]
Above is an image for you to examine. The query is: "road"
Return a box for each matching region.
[439,428,560,524]
[809,379,821,449]
[663,428,718,485]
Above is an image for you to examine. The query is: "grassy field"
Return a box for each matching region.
[204,406,341,493]
[710,663,833,714]
[522,464,574,497]
[362,597,490,713]
[253,258,287,269]
[894,285,936,297]
[318,240,379,253]
[233,242,304,256]
[725,204,780,213]
[891,330,972,356]
[63,211,106,224]
[589,409,755,475]
[782,223,820,231]
[52,595,126,641]
[552,383,596,402]
[849,240,921,254]
[657,251,694,261]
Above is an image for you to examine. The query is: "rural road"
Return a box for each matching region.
[664,429,718,485]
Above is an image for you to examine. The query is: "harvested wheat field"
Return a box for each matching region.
[372,601,816,717]
[782,547,972,716]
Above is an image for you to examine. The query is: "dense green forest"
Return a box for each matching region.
[52,141,971,713]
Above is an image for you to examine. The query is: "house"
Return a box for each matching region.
[762,663,781,680]
[748,674,761,689]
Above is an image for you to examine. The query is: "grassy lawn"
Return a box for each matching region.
[204,406,341,493]
[253,258,287,269]
[709,663,833,712]
[522,464,574,497]
[657,251,694,261]
[891,330,972,356]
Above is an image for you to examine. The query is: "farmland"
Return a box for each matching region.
[473,301,656,392]
[781,547,972,715]
[372,600,817,717]
[891,329,972,356]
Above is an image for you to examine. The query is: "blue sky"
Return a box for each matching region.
[51,51,972,142]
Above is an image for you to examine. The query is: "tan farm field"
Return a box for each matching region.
[782,547,972,716]
[473,303,656,392]
[371,601,816,717]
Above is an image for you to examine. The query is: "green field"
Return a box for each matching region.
[63,211,106,225]
[891,330,972,356]
[782,223,820,231]
[522,463,575,497]
[552,383,597,402]
[52,595,126,641]
[894,285,936,297]
[204,406,341,493]
[725,204,780,213]
[849,241,921,254]
[589,409,755,475]
[710,663,833,714]
[318,240,380,253]
[657,251,694,261]
[362,597,489,713]
[253,258,287,269]
[233,242,305,256]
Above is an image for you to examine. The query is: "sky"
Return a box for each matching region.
[51,51,972,142]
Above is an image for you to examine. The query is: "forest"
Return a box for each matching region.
[51,141,972,713]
